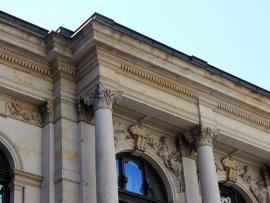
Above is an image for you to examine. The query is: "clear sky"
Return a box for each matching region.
[1,0,270,90]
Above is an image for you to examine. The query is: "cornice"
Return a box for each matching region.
[217,103,270,129]
[0,48,50,76]
[119,63,198,99]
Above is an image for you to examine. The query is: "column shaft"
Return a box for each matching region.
[95,108,118,203]
[193,126,221,203]
[197,145,221,203]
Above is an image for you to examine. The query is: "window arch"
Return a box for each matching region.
[116,153,168,203]
[219,184,247,203]
[0,148,10,203]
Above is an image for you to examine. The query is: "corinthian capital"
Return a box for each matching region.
[82,83,123,111]
[192,125,217,148]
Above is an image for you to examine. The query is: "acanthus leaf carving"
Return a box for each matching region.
[82,83,123,111]
[192,125,218,148]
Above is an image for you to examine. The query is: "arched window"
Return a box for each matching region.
[219,184,247,203]
[0,149,10,203]
[116,153,168,203]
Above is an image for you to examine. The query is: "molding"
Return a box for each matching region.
[0,48,50,76]
[119,64,197,99]
[217,103,270,129]
[11,169,43,188]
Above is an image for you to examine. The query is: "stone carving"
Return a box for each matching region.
[78,100,94,123]
[40,100,54,126]
[239,165,268,203]
[154,136,185,192]
[222,157,238,182]
[82,83,123,110]
[239,165,253,184]
[192,125,217,148]
[250,177,267,203]
[7,100,43,127]
[113,120,132,146]
[177,135,195,158]
[129,124,150,152]
[215,158,225,172]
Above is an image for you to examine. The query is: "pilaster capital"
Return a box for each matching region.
[192,125,218,149]
[82,83,123,111]
[40,100,54,126]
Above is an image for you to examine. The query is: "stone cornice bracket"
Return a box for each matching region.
[129,124,148,152]
[39,100,54,126]
[192,125,218,149]
[82,83,123,111]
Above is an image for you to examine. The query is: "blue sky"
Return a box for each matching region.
[2,0,270,90]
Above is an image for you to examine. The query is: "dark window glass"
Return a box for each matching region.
[116,153,168,203]
[0,149,10,203]
[219,184,247,203]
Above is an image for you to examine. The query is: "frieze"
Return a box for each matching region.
[119,64,197,99]
[217,103,270,129]
[7,100,43,127]
[238,165,267,203]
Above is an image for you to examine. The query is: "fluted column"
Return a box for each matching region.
[192,126,221,203]
[82,83,122,203]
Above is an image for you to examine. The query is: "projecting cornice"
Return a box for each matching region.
[0,48,50,76]
[216,103,270,129]
[119,63,197,99]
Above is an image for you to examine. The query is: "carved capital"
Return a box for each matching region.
[177,135,195,159]
[82,83,123,111]
[192,125,217,148]
[129,124,148,152]
[78,100,94,123]
[40,100,54,126]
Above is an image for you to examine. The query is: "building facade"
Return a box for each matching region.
[0,11,269,203]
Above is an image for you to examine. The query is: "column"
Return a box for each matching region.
[40,101,55,203]
[82,83,122,203]
[192,126,221,203]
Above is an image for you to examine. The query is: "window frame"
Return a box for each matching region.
[116,153,168,203]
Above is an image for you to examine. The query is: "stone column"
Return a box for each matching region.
[40,101,55,203]
[82,83,122,203]
[192,126,221,203]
